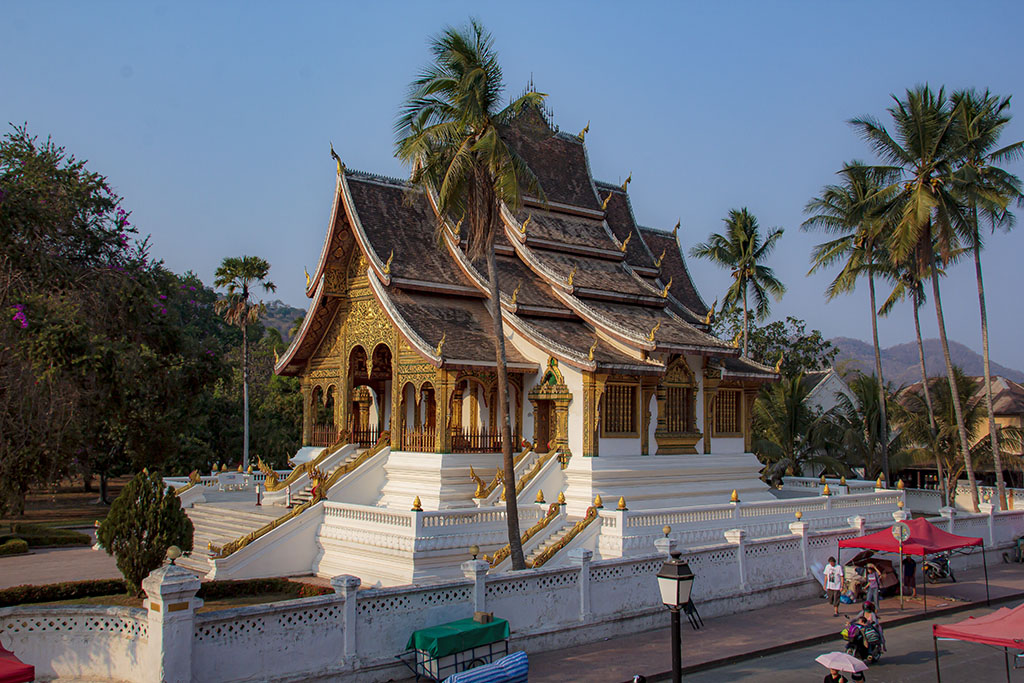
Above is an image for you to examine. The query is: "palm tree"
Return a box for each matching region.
[690,208,785,356]
[827,373,905,481]
[804,161,898,482]
[752,374,844,483]
[898,366,1024,508]
[950,89,1024,510]
[395,21,544,570]
[851,85,982,511]
[214,255,276,470]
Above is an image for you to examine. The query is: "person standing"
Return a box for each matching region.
[824,557,844,617]
[865,564,880,606]
[902,556,918,598]
[824,669,848,683]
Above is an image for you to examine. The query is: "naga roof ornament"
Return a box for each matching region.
[655,248,666,268]
[383,249,394,275]
[673,220,680,239]
[621,173,632,192]
[435,332,446,357]
[520,214,531,235]
[510,282,522,305]
[588,338,598,361]
[619,231,632,253]
[601,190,614,211]
[330,142,344,176]
[578,120,589,140]
[647,320,661,342]
[304,267,311,289]
[566,265,577,287]
[661,277,673,298]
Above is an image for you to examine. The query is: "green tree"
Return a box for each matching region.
[96,470,194,596]
[826,373,905,480]
[752,374,844,482]
[395,20,545,570]
[214,256,276,471]
[804,161,899,482]
[690,208,785,357]
[950,89,1024,510]
[852,85,981,511]
[713,312,837,376]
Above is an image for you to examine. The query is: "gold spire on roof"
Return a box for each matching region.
[661,277,673,298]
[602,190,614,211]
[774,352,784,373]
[567,265,577,287]
[330,142,344,175]
[435,332,446,357]
[619,231,632,253]
[647,320,661,342]
[588,338,598,362]
[621,173,632,192]
[673,220,680,239]
[578,120,590,140]
[304,267,311,289]
[703,299,717,325]
[655,248,666,268]
[383,249,393,275]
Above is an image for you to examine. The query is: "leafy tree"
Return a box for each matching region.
[395,20,545,571]
[852,85,982,511]
[690,208,785,356]
[949,89,1024,510]
[825,373,906,480]
[214,256,276,470]
[713,312,837,377]
[804,161,899,483]
[96,470,194,596]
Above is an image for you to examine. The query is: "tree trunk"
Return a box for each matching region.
[99,472,109,505]
[742,284,749,357]
[867,267,890,484]
[914,296,945,506]
[929,248,979,512]
[974,234,1006,509]
[242,317,250,471]
[484,222,526,571]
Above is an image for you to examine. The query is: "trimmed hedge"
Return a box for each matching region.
[0,539,29,556]
[0,577,332,608]
[0,523,90,548]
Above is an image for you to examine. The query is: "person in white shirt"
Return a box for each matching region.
[824,556,844,617]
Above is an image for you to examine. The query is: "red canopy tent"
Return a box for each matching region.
[0,642,34,683]
[838,517,988,610]
[932,603,1024,682]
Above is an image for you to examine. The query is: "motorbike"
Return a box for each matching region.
[924,553,956,583]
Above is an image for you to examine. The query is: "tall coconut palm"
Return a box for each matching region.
[826,373,905,481]
[803,161,898,483]
[395,20,544,570]
[851,85,982,511]
[214,255,276,470]
[950,89,1024,510]
[690,208,785,356]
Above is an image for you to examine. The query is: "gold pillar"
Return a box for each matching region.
[582,372,599,457]
[301,380,313,446]
[435,369,454,453]
[553,396,571,456]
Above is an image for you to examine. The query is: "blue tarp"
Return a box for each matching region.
[442,651,528,683]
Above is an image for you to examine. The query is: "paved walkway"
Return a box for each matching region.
[0,530,121,589]
[527,561,1024,683]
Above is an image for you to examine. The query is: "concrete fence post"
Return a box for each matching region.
[789,521,810,577]
[978,504,996,546]
[460,560,489,614]
[892,509,910,522]
[724,529,747,591]
[331,574,361,667]
[847,515,867,536]
[568,548,593,621]
[654,536,679,558]
[142,563,202,683]
[939,506,956,533]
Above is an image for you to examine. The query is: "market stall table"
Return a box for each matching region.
[400,617,511,681]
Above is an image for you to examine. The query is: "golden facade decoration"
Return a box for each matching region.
[655,356,701,455]
[528,358,572,457]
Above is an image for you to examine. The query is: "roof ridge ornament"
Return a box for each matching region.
[510,282,521,305]
[383,250,393,275]
[621,173,632,192]
[732,331,742,348]
[588,338,598,362]
[330,142,344,176]
[619,231,632,253]
[655,248,666,268]
[601,190,614,211]
[774,352,784,373]
[578,120,589,140]
[435,332,446,357]
[660,277,673,298]
[673,220,680,239]
[647,320,661,342]
[520,214,531,235]
[304,267,311,289]
[567,265,577,287]
[454,217,463,239]
[703,299,717,325]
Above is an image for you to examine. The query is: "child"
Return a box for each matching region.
[865,564,880,606]
[824,556,844,617]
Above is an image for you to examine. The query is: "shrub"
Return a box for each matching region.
[0,579,128,607]
[0,523,90,547]
[96,471,193,596]
[0,539,28,556]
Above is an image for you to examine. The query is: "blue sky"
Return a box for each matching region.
[4,1,1023,370]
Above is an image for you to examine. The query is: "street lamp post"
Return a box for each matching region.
[657,550,695,683]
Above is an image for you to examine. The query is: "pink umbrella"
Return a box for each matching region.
[816,651,868,673]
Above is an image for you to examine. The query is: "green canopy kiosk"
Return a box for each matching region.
[401,617,511,681]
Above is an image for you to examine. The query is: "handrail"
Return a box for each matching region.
[529,506,598,568]
[471,445,534,499]
[514,450,559,497]
[258,439,346,492]
[485,503,561,568]
[209,434,391,559]
[173,470,203,495]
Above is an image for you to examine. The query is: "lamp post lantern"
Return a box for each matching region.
[657,550,695,683]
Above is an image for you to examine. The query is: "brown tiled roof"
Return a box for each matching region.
[640,227,709,318]
[594,182,658,270]
[496,256,569,313]
[719,355,778,380]
[501,106,601,212]
[528,250,657,300]
[514,208,618,252]
[582,300,733,352]
[384,287,535,369]
[513,315,660,373]
[347,174,473,290]
[899,376,1024,415]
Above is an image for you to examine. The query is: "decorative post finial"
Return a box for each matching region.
[593,494,603,508]
[435,332,446,357]
[621,173,632,192]
[795,510,803,520]
[840,476,847,486]
[646,320,661,342]
[557,491,566,505]
[578,120,590,140]
[663,525,671,538]
[411,496,423,511]
[383,249,394,275]
[588,338,598,362]
[730,489,739,503]
[661,277,673,298]
[822,484,832,496]
[536,489,545,504]
[617,496,627,511]
[619,231,632,253]
[876,475,884,489]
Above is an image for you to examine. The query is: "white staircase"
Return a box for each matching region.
[178,503,283,576]
[290,447,367,506]
[524,518,579,567]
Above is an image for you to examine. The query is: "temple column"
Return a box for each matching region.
[435,369,454,453]
[582,372,598,458]
[641,383,656,456]
[301,380,313,446]
[553,396,571,456]
[702,366,721,454]
[743,388,757,452]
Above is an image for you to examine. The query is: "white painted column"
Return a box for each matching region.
[789,521,810,577]
[654,536,678,557]
[979,503,996,546]
[848,515,867,535]
[142,563,202,683]
[461,560,489,614]
[724,529,747,590]
[331,575,361,666]
[939,506,956,533]
[568,548,593,621]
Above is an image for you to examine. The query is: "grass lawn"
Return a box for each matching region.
[0,476,132,528]
[38,591,298,613]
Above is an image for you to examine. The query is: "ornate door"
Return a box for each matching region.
[534,400,552,452]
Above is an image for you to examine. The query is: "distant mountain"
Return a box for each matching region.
[263,300,305,341]
[831,336,1024,386]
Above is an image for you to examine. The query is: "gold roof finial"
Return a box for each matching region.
[510,282,521,305]
[593,494,603,508]
[536,489,545,504]
[730,489,739,503]
[588,338,598,362]
[578,120,590,140]
[655,248,666,268]
[647,320,661,342]
[520,214,531,235]
[774,352,784,374]
[330,141,344,175]
[567,265,577,287]
[383,250,393,275]
[621,173,632,192]
[602,190,614,211]
[617,496,627,511]
[304,267,311,289]
[673,220,680,239]
[435,332,446,357]
[557,491,566,505]
[411,496,423,511]
[661,277,673,298]
[619,231,632,253]
[731,331,742,348]
[273,348,280,364]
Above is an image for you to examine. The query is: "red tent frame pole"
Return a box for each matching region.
[1005,647,1011,683]
[983,543,991,606]
[933,635,942,683]
[923,553,928,612]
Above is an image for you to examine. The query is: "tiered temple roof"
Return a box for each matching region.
[277,106,776,382]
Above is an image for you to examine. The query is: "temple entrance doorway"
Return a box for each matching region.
[533,399,552,453]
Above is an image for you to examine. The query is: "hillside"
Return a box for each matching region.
[831,337,1024,386]
[262,300,305,341]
